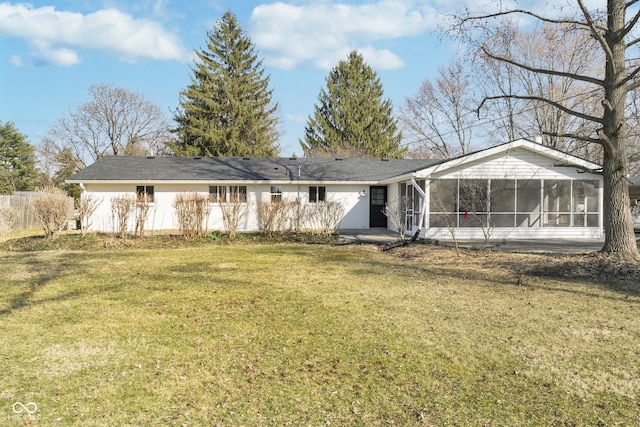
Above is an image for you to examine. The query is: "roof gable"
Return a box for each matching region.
[416,139,601,177]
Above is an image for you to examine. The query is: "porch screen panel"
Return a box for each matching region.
[429,180,458,227]
[516,179,541,227]
[573,180,598,227]
[544,180,571,226]
[458,179,489,228]
[490,179,516,227]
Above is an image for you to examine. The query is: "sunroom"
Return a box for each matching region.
[389,139,604,240]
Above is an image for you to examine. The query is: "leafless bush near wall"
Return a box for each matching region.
[304,201,345,235]
[258,200,295,237]
[382,196,407,240]
[220,195,249,240]
[111,195,136,239]
[77,194,102,236]
[173,192,211,240]
[30,186,74,240]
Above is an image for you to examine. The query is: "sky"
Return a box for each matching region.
[0,0,583,158]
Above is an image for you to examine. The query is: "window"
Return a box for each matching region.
[309,186,326,203]
[230,185,247,203]
[271,186,282,202]
[209,185,247,203]
[209,186,225,203]
[136,185,154,203]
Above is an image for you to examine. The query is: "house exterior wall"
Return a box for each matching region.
[407,148,604,240]
[82,182,370,233]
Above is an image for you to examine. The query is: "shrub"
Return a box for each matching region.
[111,195,136,239]
[219,194,249,240]
[30,185,73,240]
[76,194,102,236]
[0,207,18,236]
[304,201,345,235]
[258,200,295,237]
[173,192,210,240]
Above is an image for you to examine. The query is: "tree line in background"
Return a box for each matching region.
[3,2,640,257]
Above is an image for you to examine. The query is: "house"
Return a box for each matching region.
[66,138,604,239]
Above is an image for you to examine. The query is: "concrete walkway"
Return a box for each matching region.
[338,229,624,254]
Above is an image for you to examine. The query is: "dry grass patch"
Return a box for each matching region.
[0,243,639,425]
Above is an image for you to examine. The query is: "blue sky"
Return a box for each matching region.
[0,0,546,157]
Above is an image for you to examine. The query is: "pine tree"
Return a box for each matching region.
[0,121,38,194]
[301,51,405,158]
[172,11,279,157]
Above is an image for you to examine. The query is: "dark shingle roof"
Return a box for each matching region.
[67,156,440,183]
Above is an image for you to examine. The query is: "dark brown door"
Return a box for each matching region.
[369,186,387,227]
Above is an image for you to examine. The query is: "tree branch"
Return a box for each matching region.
[576,0,616,67]
[477,94,603,124]
[462,9,605,31]
[481,44,604,87]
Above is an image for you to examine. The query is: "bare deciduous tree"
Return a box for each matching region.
[455,0,639,258]
[400,62,477,159]
[42,83,172,169]
[30,185,73,240]
[134,196,153,238]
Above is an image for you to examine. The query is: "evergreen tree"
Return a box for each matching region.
[172,11,280,157]
[301,51,405,158]
[0,121,38,194]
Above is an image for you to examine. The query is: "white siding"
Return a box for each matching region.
[82,182,369,233]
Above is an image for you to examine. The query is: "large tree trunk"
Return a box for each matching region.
[600,0,638,258]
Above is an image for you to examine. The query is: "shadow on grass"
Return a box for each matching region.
[0,251,126,316]
[378,244,640,300]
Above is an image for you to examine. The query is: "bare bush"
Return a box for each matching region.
[0,207,18,235]
[76,194,102,236]
[305,201,345,235]
[173,192,211,240]
[30,185,73,240]
[258,200,295,237]
[134,195,153,238]
[382,196,407,240]
[111,195,136,239]
[220,194,248,240]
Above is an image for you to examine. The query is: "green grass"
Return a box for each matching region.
[1,240,639,425]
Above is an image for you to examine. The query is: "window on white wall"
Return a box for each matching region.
[136,185,154,203]
[270,186,282,202]
[309,186,326,203]
[210,185,247,203]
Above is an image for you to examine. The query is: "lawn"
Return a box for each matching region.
[1,237,639,425]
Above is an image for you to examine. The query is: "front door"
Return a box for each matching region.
[369,186,387,227]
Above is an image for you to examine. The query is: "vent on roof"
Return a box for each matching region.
[289,156,297,160]
[335,158,343,161]
[146,156,155,159]
[242,157,250,160]
[194,156,202,159]
[381,158,389,161]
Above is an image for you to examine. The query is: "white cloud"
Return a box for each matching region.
[250,0,439,71]
[0,2,189,66]
[9,54,23,66]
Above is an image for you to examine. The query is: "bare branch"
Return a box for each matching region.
[481,43,604,87]
[477,95,602,124]
[462,9,605,31]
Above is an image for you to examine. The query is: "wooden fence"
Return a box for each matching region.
[0,193,75,231]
